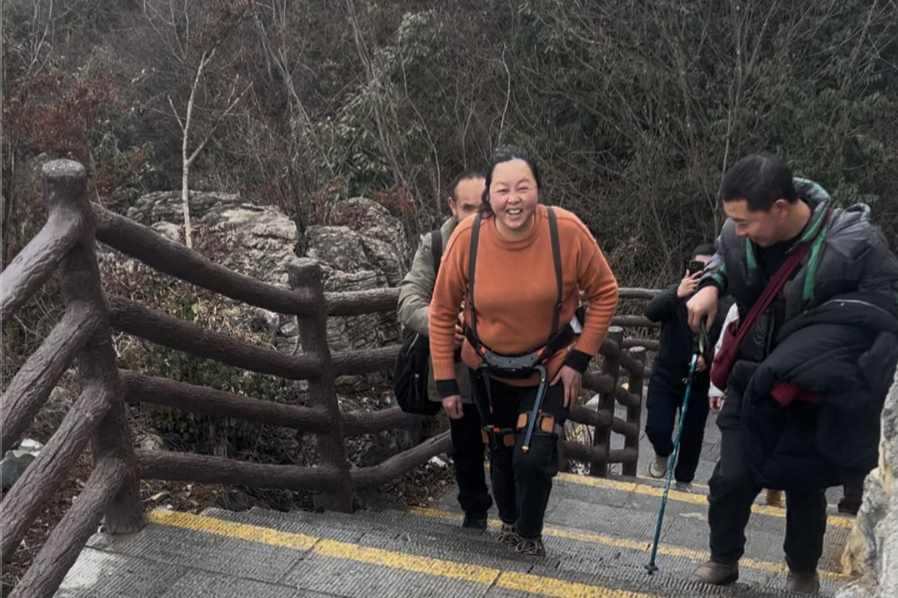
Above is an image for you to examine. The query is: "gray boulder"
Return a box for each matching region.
[838,371,898,597]
[126,191,297,286]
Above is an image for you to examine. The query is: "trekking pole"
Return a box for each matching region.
[521,365,549,453]
[646,323,708,574]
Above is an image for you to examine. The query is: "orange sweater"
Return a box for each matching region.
[429,205,619,391]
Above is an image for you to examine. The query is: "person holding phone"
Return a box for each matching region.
[643,244,732,491]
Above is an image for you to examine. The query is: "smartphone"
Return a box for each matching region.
[687,260,705,275]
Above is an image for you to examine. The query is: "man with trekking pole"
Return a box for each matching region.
[685,153,898,594]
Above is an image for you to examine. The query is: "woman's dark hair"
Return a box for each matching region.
[479,146,541,215]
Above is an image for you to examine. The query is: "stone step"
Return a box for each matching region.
[203,502,846,597]
[57,507,840,598]
[54,468,857,598]
[431,471,852,575]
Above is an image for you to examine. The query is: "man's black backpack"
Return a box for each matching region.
[393,230,443,416]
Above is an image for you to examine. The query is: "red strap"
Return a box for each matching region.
[771,381,821,406]
[727,241,811,352]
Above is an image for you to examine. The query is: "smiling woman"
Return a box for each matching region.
[483,152,541,240]
[428,145,620,558]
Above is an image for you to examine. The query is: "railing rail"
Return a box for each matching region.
[0,159,662,597]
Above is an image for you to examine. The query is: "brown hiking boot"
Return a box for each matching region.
[498,523,522,546]
[786,570,820,594]
[690,561,739,585]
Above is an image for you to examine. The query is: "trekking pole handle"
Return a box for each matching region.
[521,366,549,453]
[688,322,708,385]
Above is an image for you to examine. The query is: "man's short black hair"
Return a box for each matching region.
[691,243,716,259]
[719,153,797,211]
[448,170,485,201]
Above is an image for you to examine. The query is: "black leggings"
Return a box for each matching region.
[470,369,567,540]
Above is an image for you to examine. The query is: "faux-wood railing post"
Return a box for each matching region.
[288,258,353,512]
[591,326,623,477]
[50,161,144,533]
[621,346,646,477]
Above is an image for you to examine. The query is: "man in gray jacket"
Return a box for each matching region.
[686,153,898,594]
[397,170,492,529]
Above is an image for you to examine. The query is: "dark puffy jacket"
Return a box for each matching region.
[704,177,898,489]
[702,178,898,362]
[739,293,898,490]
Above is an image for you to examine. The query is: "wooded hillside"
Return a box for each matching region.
[4,0,897,284]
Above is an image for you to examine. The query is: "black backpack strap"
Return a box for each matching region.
[430,228,443,278]
[547,207,563,335]
[467,212,483,341]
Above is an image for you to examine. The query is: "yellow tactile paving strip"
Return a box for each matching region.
[409,507,850,582]
[148,507,851,598]
[551,471,855,529]
[148,509,664,597]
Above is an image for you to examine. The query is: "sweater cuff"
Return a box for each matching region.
[437,379,460,399]
[564,349,593,374]
[698,278,721,293]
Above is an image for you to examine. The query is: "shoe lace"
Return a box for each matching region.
[498,524,520,545]
[515,538,544,556]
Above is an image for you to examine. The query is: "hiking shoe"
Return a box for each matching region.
[674,481,693,493]
[765,489,784,508]
[648,454,669,478]
[498,523,522,546]
[837,492,862,516]
[837,499,861,516]
[786,570,819,594]
[515,537,546,557]
[690,561,739,585]
[461,511,488,531]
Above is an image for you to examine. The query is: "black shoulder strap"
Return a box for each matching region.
[547,207,563,335]
[430,229,443,278]
[467,213,483,340]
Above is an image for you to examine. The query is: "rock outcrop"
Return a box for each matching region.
[306,197,409,353]
[126,191,296,286]
[838,373,898,598]
[120,192,407,354]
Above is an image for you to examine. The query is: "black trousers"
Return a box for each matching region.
[449,402,492,515]
[644,377,710,483]
[708,402,827,572]
[470,369,567,540]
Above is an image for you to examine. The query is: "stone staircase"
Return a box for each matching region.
[53,471,854,597]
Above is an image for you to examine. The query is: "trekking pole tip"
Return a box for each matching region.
[645,563,659,575]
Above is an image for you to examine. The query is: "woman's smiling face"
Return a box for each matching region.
[488,158,539,240]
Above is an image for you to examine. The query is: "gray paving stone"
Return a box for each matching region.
[91,519,306,584]
[281,552,492,598]
[55,547,186,598]
[160,570,330,598]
